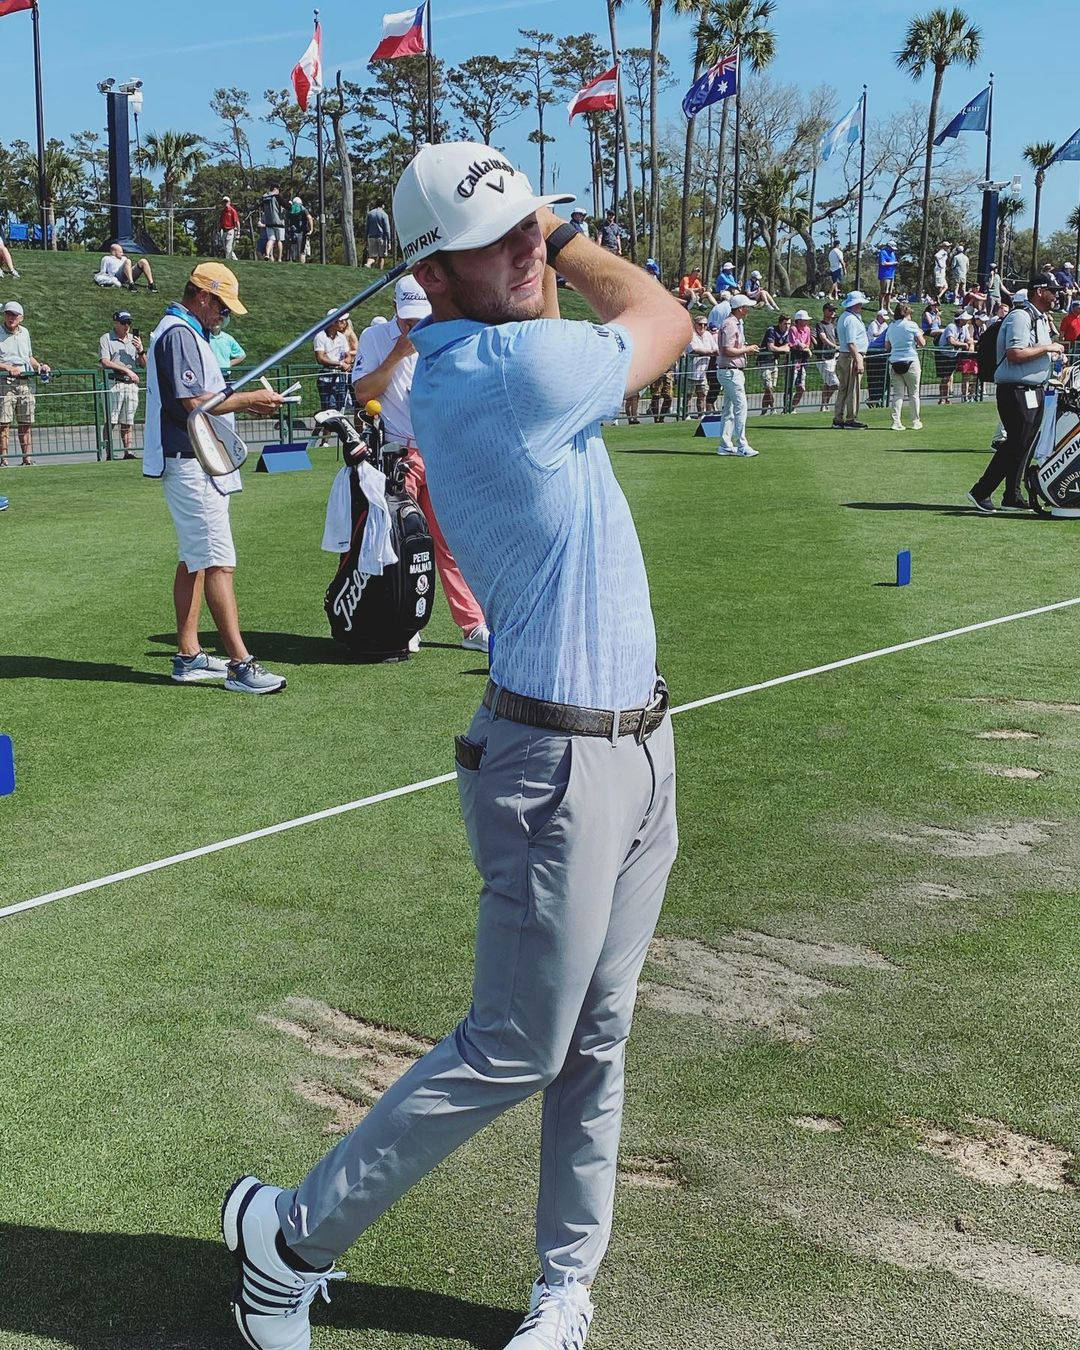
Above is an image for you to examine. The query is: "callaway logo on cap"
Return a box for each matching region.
[393,141,574,265]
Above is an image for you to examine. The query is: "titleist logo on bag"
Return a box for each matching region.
[330,564,371,633]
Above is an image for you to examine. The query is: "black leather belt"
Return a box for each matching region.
[483,677,669,743]
[164,450,196,459]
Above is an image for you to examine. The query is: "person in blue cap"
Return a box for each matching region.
[644,257,661,280]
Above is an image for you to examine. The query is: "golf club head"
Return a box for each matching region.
[308,408,367,463]
[187,408,249,477]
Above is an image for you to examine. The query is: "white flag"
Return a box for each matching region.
[820,98,862,163]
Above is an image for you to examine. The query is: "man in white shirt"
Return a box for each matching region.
[687,313,717,415]
[94,242,156,292]
[351,277,489,652]
[827,240,845,299]
[0,300,49,466]
[98,309,146,458]
[833,290,869,429]
[933,242,950,301]
[313,312,353,410]
[707,290,732,331]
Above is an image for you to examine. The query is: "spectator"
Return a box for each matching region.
[787,310,814,411]
[350,276,489,652]
[1060,299,1080,346]
[932,241,951,302]
[714,293,759,456]
[643,258,662,281]
[834,290,870,430]
[877,239,899,305]
[599,208,623,255]
[687,313,717,415]
[648,366,675,422]
[827,238,845,299]
[341,313,358,368]
[935,310,967,405]
[98,308,146,459]
[94,242,156,292]
[950,244,969,294]
[208,320,246,377]
[0,232,20,280]
[220,196,241,260]
[745,269,779,310]
[1057,261,1077,305]
[260,185,285,262]
[921,300,943,339]
[678,267,707,307]
[884,300,925,432]
[954,312,979,401]
[569,207,591,239]
[0,299,49,467]
[707,289,732,331]
[865,308,891,408]
[364,201,392,268]
[623,384,643,424]
[314,311,353,411]
[287,196,314,263]
[815,302,840,414]
[758,312,791,415]
[986,263,1004,309]
[714,260,738,292]
[968,272,1065,513]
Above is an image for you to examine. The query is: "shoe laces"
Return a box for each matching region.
[296,1268,345,1312]
[529,1273,588,1348]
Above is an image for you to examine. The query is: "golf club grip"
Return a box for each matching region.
[198,260,411,416]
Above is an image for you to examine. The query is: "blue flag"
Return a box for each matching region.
[820,99,862,162]
[682,50,738,120]
[1051,126,1080,164]
[933,85,990,146]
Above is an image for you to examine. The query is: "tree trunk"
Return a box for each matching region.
[774,256,792,295]
[333,76,357,268]
[607,0,636,259]
[167,204,175,255]
[538,103,546,194]
[706,100,730,286]
[678,54,704,280]
[1032,175,1044,273]
[648,7,661,258]
[767,219,777,291]
[806,160,818,289]
[917,64,945,297]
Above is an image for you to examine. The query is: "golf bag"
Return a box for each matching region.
[1023,366,1080,518]
[319,410,437,660]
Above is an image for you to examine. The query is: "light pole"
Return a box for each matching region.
[976,173,1020,290]
[99,77,150,253]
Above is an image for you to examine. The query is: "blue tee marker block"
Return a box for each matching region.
[896,549,912,586]
[0,735,14,796]
[0,495,9,511]
[255,443,312,473]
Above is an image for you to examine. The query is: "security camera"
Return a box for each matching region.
[97,77,116,94]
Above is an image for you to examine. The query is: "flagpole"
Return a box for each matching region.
[32,1,48,249]
[985,71,994,182]
[612,62,621,237]
[807,159,817,291]
[977,74,995,289]
[426,0,435,143]
[313,9,326,264]
[730,51,741,280]
[854,85,867,291]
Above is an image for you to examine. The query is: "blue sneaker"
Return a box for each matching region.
[171,650,229,683]
[0,496,8,511]
[225,657,287,695]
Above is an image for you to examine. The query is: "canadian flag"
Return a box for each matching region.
[292,22,323,111]
[0,0,35,15]
[568,66,618,123]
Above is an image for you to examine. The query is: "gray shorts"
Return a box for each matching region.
[366,236,388,258]
[266,226,285,243]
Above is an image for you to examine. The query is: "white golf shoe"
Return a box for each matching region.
[503,1274,594,1349]
[221,1175,344,1350]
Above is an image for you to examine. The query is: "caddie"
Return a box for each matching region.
[222,142,691,1350]
[144,263,288,693]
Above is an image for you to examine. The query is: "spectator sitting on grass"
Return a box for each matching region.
[745,270,779,310]
[94,242,156,292]
[0,234,20,280]
[1060,299,1080,347]
[714,260,738,292]
[98,308,146,459]
[921,300,943,339]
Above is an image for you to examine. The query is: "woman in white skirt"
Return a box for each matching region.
[884,301,926,432]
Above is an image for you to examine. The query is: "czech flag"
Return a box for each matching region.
[569,66,618,123]
[291,21,323,111]
[371,3,426,61]
[0,0,35,16]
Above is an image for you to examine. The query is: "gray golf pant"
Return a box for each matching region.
[277,702,678,1284]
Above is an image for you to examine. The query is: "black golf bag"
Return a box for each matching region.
[320,410,437,660]
[1023,366,1080,518]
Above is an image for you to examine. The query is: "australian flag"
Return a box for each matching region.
[682,50,739,120]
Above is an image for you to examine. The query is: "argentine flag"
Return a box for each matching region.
[821,99,862,163]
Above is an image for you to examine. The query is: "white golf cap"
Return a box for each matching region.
[842,290,870,308]
[3,300,23,316]
[394,275,432,320]
[393,141,574,265]
[793,309,810,320]
[728,293,754,310]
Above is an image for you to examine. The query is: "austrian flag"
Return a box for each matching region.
[371,3,427,62]
[291,22,323,111]
[568,66,619,123]
[0,0,35,16]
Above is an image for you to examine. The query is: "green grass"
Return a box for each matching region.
[3,404,1080,1348]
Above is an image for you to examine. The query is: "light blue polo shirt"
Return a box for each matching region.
[409,316,657,710]
[837,309,868,354]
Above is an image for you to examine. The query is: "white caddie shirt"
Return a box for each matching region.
[350,318,417,444]
[0,325,33,373]
[313,330,350,365]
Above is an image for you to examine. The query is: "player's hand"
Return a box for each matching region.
[245,390,286,416]
[390,333,416,362]
[1048,342,1065,355]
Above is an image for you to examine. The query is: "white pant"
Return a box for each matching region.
[222,228,238,260]
[162,457,236,570]
[715,367,748,448]
[108,381,139,425]
[889,363,921,425]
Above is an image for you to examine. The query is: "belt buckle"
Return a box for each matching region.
[635,680,669,744]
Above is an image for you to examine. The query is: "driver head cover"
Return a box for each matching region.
[393,141,574,266]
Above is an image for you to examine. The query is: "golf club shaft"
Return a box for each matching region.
[203,260,410,414]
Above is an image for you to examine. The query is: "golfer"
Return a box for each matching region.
[145,263,288,693]
[222,142,689,1350]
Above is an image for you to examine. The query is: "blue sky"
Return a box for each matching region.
[3,0,1079,245]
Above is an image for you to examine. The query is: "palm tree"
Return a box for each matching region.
[896,7,981,297]
[995,192,1024,277]
[142,130,205,254]
[742,164,806,290]
[698,0,776,286]
[1023,140,1058,277]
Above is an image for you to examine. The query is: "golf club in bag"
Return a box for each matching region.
[1024,364,1080,517]
[319,403,437,661]
[187,260,409,477]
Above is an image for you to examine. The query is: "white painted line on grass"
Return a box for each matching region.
[5,594,1080,923]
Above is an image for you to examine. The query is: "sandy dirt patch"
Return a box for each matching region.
[917,1119,1075,1193]
[976,729,1039,740]
[880,822,1049,858]
[724,929,896,972]
[789,1115,844,1134]
[618,1154,685,1190]
[983,765,1044,780]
